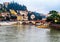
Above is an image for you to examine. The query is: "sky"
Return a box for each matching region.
[0,0,60,14]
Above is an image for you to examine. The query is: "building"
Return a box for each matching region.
[20,10,28,20]
[1,12,9,17]
[17,15,23,21]
[30,14,35,20]
[20,10,28,16]
[3,2,9,8]
[0,4,2,9]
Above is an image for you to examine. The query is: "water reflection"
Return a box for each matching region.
[49,29,60,42]
[0,25,60,42]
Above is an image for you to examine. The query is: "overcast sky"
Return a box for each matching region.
[0,0,60,14]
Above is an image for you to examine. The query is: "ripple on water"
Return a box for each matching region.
[0,25,60,42]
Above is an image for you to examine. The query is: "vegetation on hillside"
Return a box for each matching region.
[6,2,27,12]
[46,10,60,24]
[28,12,42,20]
[0,2,42,21]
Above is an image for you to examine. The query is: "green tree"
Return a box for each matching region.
[46,10,60,24]
[7,2,27,11]
[49,10,58,14]
[28,12,42,20]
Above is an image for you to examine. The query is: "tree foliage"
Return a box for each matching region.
[7,2,27,11]
[46,10,60,24]
[49,10,58,14]
[28,12,42,20]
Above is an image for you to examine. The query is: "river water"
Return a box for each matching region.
[0,25,60,42]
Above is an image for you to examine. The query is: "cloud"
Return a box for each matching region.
[0,0,60,14]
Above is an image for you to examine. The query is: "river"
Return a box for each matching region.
[0,25,60,42]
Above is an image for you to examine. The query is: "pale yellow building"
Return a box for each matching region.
[20,10,28,20]
[20,11,28,16]
[17,16,23,21]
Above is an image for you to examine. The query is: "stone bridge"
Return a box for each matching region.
[19,20,46,25]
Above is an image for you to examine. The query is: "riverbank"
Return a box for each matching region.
[0,21,17,26]
[49,23,60,29]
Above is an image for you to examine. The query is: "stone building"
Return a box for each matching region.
[20,10,28,21]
